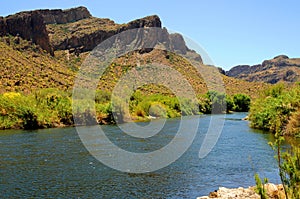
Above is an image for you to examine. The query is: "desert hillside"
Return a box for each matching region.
[0,6,266,98]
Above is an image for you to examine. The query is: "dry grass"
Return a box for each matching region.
[99,49,267,98]
[0,36,75,93]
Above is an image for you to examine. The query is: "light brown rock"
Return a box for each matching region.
[197,184,286,199]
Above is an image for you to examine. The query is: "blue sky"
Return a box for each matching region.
[0,0,299,70]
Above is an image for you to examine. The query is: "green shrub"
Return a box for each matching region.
[250,83,300,198]
[56,97,73,125]
[280,146,300,199]
[205,91,227,113]
[254,173,268,199]
[33,88,73,126]
[198,95,211,114]
[148,102,167,118]
[249,84,298,133]
[0,89,76,129]
[232,93,251,112]
[0,92,41,129]
[95,90,111,104]
[226,96,234,113]
[179,98,199,116]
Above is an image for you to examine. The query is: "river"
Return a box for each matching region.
[0,113,282,198]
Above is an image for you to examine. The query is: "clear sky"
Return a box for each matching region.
[0,0,299,70]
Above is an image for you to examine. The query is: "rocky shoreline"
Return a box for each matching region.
[197,184,285,199]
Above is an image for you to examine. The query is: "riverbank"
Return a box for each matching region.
[0,89,252,130]
[197,184,285,199]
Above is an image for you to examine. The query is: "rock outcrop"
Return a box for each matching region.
[0,17,6,34]
[46,15,164,52]
[198,187,260,199]
[0,11,53,54]
[169,33,188,54]
[0,6,201,65]
[226,65,251,77]
[125,15,161,29]
[0,7,173,56]
[0,7,91,55]
[38,6,91,24]
[226,55,300,84]
[197,184,286,199]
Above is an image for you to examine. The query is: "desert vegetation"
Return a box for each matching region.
[249,83,300,137]
[249,83,300,198]
[0,88,251,130]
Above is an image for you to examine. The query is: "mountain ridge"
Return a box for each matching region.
[226,55,300,84]
[0,7,163,55]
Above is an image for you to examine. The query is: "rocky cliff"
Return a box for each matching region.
[46,14,165,53]
[0,7,176,56]
[37,6,91,24]
[0,7,92,55]
[0,11,52,54]
[226,55,300,83]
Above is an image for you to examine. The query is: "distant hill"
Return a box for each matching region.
[226,55,300,84]
[0,7,266,98]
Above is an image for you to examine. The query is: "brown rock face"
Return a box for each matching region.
[0,7,164,55]
[0,7,199,63]
[4,12,53,55]
[0,7,91,55]
[125,15,162,29]
[45,12,201,62]
[225,65,251,77]
[0,17,7,36]
[169,33,188,54]
[47,14,163,52]
[39,6,91,24]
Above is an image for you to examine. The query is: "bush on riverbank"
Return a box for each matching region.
[0,88,250,130]
[249,83,300,198]
[232,93,251,112]
[198,91,250,114]
[0,89,73,129]
[249,83,300,137]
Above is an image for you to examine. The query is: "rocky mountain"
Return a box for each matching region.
[0,7,190,57]
[0,7,266,97]
[46,14,164,53]
[226,55,300,84]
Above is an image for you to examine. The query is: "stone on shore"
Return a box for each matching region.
[197,184,286,199]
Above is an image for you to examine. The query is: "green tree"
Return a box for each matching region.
[206,91,227,113]
[226,96,234,113]
[233,93,251,112]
